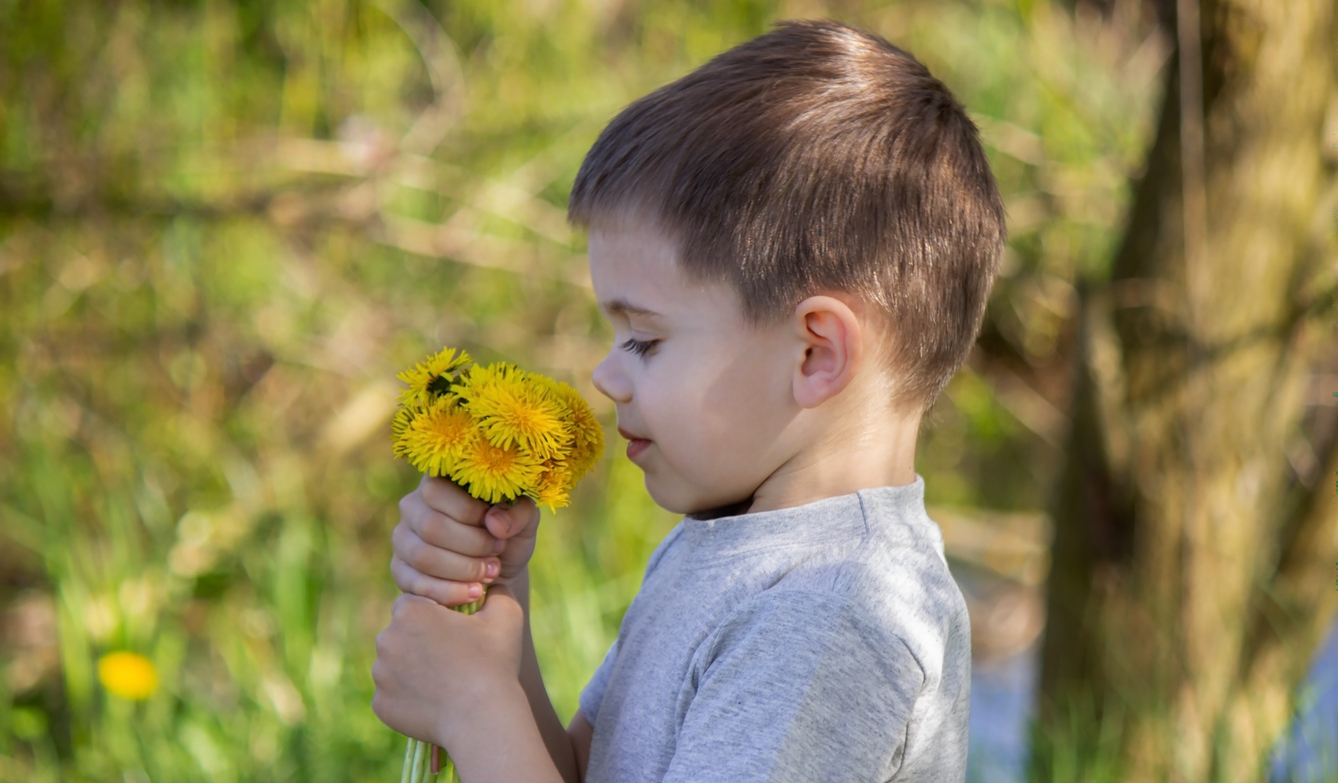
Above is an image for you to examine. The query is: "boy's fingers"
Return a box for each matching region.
[392,524,500,583]
[394,502,499,558]
[483,507,509,539]
[390,556,487,608]
[484,497,539,539]
[418,474,490,526]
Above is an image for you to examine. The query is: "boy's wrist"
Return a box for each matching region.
[436,676,563,782]
[436,673,519,747]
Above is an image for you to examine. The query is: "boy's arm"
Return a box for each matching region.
[513,567,583,783]
[568,708,594,783]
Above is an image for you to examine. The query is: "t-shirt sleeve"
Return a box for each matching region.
[662,588,924,783]
[578,635,619,724]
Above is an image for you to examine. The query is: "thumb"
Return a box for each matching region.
[477,582,522,622]
[484,497,539,540]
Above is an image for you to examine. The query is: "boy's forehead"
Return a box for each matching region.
[588,221,684,313]
[588,216,751,327]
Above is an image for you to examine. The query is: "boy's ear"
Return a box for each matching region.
[790,294,863,409]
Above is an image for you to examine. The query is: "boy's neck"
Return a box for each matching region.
[741,408,921,516]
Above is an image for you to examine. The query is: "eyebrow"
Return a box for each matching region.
[600,297,662,319]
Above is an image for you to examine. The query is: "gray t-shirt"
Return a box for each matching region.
[578,476,971,783]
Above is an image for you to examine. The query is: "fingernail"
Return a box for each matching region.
[468,584,482,599]
[485,560,499,579]
[493,538,506,553]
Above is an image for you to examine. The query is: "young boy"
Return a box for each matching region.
[371,18,1004,783]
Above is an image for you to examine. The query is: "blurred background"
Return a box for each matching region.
[0,0,1333,781]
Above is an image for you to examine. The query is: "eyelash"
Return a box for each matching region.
[621,337,660,359]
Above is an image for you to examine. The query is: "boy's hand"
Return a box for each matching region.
[391,475,541,607]
[371,583,526,744]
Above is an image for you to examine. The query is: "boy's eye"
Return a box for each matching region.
[620,337,660,359]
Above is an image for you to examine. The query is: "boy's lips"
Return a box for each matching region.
[618,427,652,460]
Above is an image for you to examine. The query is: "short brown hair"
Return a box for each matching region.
[569,19,1006,414]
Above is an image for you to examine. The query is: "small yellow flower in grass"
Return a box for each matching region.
[456,364,571,460]
[449,435,543,505]
[97,651,158,700]
[396,347,473,408]
[396,398,477,477]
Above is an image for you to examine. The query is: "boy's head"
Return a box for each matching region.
[574,20,1006,514]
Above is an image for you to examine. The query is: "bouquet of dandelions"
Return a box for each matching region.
[390,346,604,783]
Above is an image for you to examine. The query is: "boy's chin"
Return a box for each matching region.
[646,477,755,518]
[643,477,688,515]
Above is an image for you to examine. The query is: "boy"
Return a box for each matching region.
[371,18,1004,783]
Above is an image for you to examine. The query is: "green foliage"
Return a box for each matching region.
[0,0,1164,779]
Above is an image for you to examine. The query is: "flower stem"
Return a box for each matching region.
[409,739,426,783]
[401,737,415,783]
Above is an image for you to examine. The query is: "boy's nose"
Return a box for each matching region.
[591,352,632,403]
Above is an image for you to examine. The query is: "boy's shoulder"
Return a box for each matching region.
[776,482,960,589]
[641,481,969,646]
[772,509,968,657]
[684,517,969,736]
[690,483,969,667]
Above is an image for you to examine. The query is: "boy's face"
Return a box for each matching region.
[588,216,800,515]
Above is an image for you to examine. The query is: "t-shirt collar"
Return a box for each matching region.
[681,474,929,560]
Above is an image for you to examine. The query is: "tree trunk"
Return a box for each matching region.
[1033,0,1338,780]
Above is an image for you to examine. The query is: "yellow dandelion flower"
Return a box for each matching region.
[544,379,605,480]
[531,462,572,511]
[391,348,603,515]
[456,364,571,460]
[97,651,158,700]
[449,436,543,505]
[454,360,515,390]
[397,399,477,477]
[390,403,419,442]
[396,347,473,408]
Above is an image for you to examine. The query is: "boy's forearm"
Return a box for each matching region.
[512,568,581,783]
